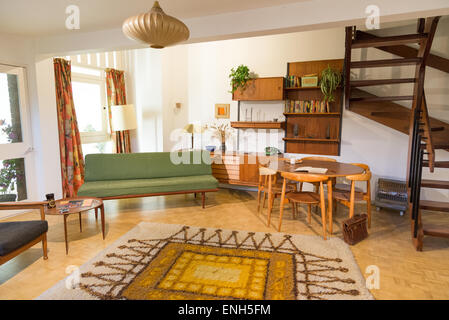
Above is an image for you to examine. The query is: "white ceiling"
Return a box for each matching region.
[0,0,307,37]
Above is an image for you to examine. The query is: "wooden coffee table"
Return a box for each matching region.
[45,197,105,254]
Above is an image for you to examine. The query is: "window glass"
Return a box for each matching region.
[0,158,27,201]
[0,73,23,145]
[72,81,104,133]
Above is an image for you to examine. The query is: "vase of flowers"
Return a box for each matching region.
[204,122,235,152]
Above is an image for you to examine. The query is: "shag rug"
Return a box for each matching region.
[37,222,373,300]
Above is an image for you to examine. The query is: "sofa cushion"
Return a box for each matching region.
[77,175,218,198]
[0,221,48,256]
[84,151,212,182]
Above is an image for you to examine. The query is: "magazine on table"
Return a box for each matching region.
[59,199,93,208]
[294,166,328,174]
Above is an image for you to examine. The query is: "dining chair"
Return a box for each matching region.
[278,172,329,240]
[298,156,336,192]
[332,163,372,228]
[257,165,295,226]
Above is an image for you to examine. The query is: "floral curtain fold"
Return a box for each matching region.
[105,68,131,153]
[53,58,85,198]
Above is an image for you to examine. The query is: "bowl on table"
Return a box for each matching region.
[205,146,216,152]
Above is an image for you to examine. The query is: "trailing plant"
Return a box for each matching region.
[229,65,252,93]
[320,65,342,103]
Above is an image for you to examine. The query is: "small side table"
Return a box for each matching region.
[45,197,105,254]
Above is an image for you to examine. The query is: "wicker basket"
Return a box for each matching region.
[373,178,408,214]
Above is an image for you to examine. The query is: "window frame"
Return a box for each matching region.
[71,67,110,145]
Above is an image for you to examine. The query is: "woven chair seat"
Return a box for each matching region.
[333,190,364,202]
[286,192,320,204]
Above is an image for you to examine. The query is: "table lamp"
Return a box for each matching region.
[183,124,204,149]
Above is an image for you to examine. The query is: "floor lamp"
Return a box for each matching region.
[110,104,138,153]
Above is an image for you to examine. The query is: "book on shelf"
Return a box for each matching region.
[285,99,330,114]
[294,166,328,174]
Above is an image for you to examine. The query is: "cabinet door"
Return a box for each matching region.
[233,77,284,101]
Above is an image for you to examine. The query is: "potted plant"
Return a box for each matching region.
[204,122,235,152]
[320,65,342,103]
[229,65,252,93]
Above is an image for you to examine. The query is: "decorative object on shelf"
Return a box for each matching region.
[183,124,205,149]
[229,65,252,93]
[122,1,190,49]
[301,74,318,87]
[215,104,230,119]
[204,122,235,153]
[205,146,216,152]
[326,125,331,139]
[293,124,299,137]
[45,193,56,209]
[320,65,342,103]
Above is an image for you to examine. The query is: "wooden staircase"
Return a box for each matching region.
[344,17,449,251]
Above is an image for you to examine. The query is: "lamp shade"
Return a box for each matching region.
[110,104,137,131]
[122,1,190,49]
[183,124,204,134]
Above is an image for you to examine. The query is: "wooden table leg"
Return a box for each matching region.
[79,213,82,232]
[100,205,106,240]
[266,176,273,227]
[95,208,98,221]
[64,214,69,255]
[327,179,333,235]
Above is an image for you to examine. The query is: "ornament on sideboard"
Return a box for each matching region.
[204,122,235,153]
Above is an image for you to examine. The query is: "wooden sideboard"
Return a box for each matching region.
[211,152,271,187]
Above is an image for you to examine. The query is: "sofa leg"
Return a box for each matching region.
[194,193,197,198]
[202,192,205,209]
[42,233,48,260]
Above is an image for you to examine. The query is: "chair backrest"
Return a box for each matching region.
[346,170,372,182]
[281,172,328,183]
[301,156,336,162]
[350,163,371,172]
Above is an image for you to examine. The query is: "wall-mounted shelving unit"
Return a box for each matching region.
[284,59,344,156]
[229,59,344,155]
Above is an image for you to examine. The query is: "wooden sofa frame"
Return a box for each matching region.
[0,201,48,266]
[98,189,219,209]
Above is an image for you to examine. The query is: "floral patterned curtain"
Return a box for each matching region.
[53,58,85,198]
[105,68,131,153]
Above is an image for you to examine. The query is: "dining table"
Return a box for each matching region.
[266,158,365,234]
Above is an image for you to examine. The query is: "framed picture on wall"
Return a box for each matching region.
[215,104,230,119]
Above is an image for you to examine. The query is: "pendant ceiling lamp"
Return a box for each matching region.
[122,1,190,49]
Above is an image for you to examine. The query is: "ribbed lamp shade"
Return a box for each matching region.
[110,104,137,132]
[122,1,190,49]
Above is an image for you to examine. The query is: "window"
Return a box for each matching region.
[0,65,33,202]
[71,65,109,145]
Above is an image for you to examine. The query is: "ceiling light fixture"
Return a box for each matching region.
[122,1,190,49]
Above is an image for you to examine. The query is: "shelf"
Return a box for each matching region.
[231,121,285,129]
[285,86,321,90]
[283,137,340,142]
[283,112,341,116]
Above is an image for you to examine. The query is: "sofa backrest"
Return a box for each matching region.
[84,151,212,181]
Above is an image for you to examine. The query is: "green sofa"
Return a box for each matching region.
[77,151,218,208]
